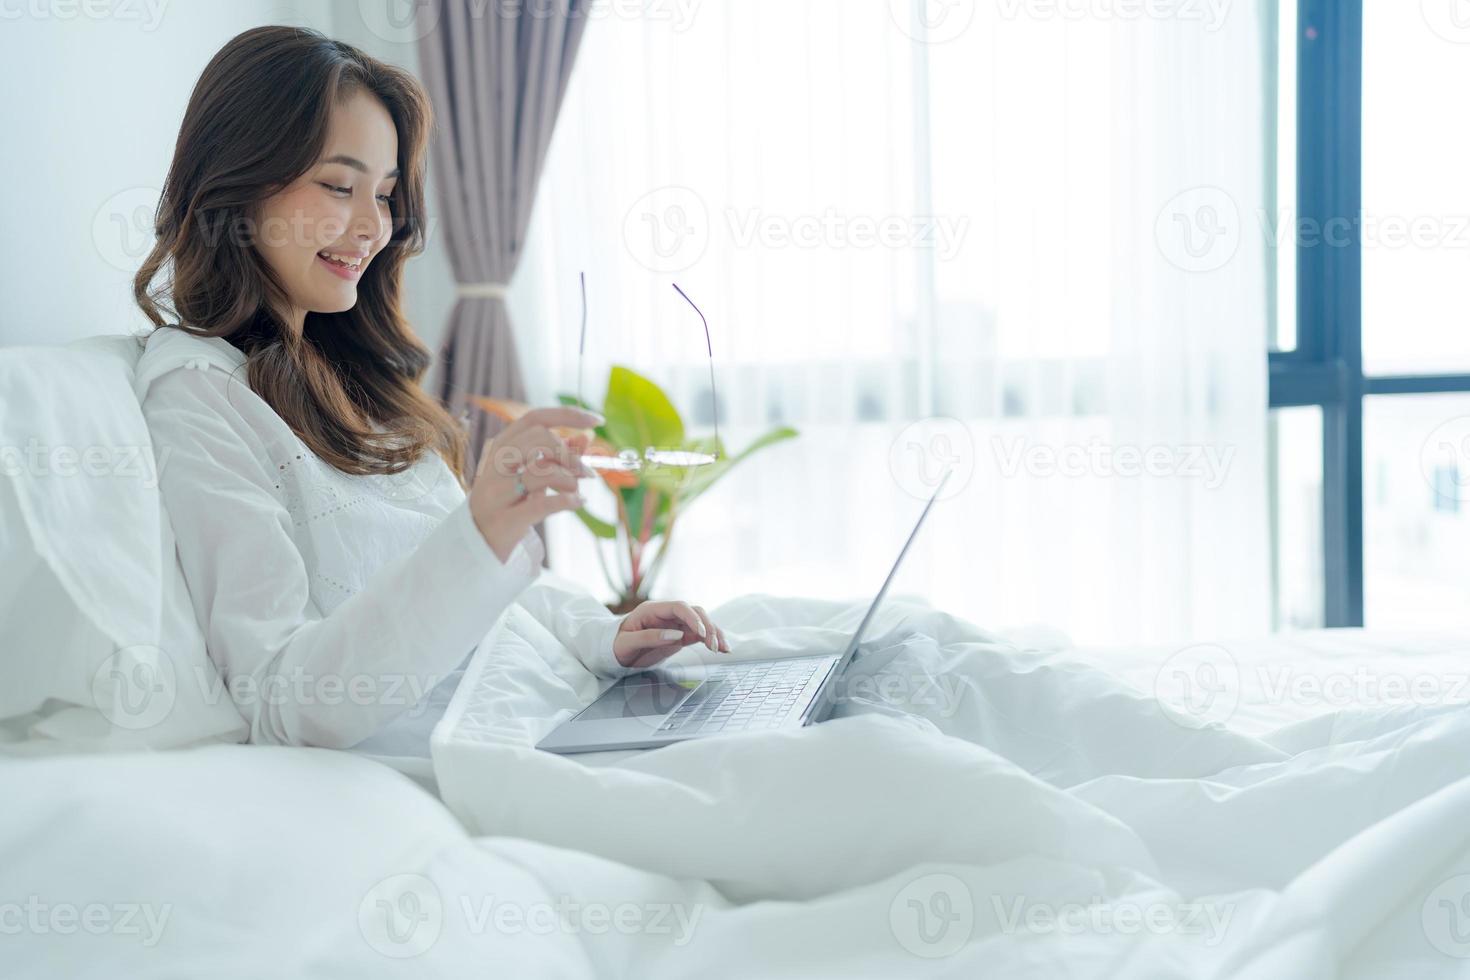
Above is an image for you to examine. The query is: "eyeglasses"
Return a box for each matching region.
[575,273,722,472]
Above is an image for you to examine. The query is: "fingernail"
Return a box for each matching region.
[661,629,683,641]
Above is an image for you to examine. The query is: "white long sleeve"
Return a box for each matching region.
[516,566,640,681]
[142,370,542,747]
[136,328,565,749]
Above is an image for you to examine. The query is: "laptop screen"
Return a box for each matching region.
[828,465,954,676]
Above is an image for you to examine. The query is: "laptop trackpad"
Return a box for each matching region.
[576,672,698,721]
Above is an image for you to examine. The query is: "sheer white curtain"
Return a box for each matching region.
[506,0,1269,646]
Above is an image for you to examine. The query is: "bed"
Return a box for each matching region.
[5,336,1470,978]
[5,620,1470,978]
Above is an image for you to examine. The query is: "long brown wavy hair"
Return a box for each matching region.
[133,25,467,485]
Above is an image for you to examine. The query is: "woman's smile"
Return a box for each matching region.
[316,248,366,280]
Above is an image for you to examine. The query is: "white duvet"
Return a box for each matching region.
[5,594,1470,978]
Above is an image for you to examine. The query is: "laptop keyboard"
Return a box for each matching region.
[658,660,824,735]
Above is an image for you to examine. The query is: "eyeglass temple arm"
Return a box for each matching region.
[672,283,719,457]
[577,271,588,412]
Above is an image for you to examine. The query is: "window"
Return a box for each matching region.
[1270,0,1470,628]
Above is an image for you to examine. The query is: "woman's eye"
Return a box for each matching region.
[376,193,393,206]
[319,182,351,196]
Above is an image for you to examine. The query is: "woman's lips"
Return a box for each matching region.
[316,251,364,281]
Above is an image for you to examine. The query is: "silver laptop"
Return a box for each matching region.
[536,467,953,754]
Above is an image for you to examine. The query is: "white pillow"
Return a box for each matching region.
[0,334,246,751]
[0,745,568,976]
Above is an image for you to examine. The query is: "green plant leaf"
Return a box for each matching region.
[601,366,683,453]
[573,506,617,539]
[673,426,800,503]
[622,482,648,540]
[651,492,674,536]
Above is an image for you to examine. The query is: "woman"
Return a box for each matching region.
[132,25,728,754]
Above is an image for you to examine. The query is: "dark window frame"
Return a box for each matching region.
[1272,0,1470,626]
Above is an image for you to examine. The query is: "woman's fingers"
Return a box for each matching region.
[615,628,689,670]
[504,462,581,504]
[649,602,707,643]
[492,426,595,482]
[690,605,722,652]
[468,407,597,560]
[503,406,603,438]
[500,411,600,474]
[637,601,728,654]
[509,482,586,524]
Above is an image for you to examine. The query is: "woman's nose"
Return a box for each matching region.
[349,198,388,247]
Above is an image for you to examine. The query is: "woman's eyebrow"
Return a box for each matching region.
[320,154,400,179]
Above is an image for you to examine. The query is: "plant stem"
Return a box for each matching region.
[592,532,620,596]
[616,489,640,598]
[611,493,635,593]
[633,488,660,597]
[641,498,679,595]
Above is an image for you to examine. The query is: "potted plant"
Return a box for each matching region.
[474,366,797,614]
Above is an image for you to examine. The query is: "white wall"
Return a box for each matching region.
[0,0,457,355]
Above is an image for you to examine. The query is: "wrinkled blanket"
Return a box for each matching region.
[426,593,1470,978]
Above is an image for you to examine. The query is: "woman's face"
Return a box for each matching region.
[253,89,399,328]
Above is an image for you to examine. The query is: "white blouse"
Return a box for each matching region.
[135,326,634,752]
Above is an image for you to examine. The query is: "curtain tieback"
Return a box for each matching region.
[455,281,510,300]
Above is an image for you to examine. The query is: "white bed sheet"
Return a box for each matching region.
[5,600,1470,979]
[430,594,1470,978]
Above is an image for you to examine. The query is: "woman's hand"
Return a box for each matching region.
[469,406,601,563]
[614,600,730,669]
